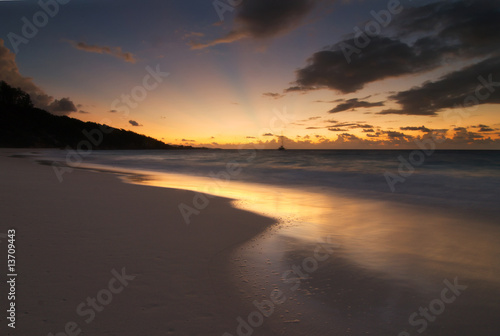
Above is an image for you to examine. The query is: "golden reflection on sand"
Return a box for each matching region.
[109,166,500,288]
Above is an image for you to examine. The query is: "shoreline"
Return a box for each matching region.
[2,149,500,335]
[13,147,500,221]
[0,152,276,335]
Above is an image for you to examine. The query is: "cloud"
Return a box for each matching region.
[384,131,410,139]
[190,0,318,49]
[78,110,90,114]
[400,126,432,133]
[326,121,374,130]
[473,124,495,132]
[379,56,500,116]
[263,92,285,99]
[350,123,373,129]
[328,128,348,132]
[129,120,142,127]
[338,133,360,141]
[397,1,500,58]
[314,99,343,103]
[0,39,77,115]
[196,130,499,149]
[49,98,78,113]
[65,40,137,63]
[189,31,249,50]
[296,116,322,123]
[363,129,375,133]
[479,127,493,132]
[184,32,204,38]
[182,139,195,142]
[287,36,444,93]
[286,1,500,94]
[453,128,484,141]
[262,133,274,136]
[329,98,384,113]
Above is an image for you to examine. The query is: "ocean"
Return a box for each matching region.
[35,148,500,334]
[41,148,500,208]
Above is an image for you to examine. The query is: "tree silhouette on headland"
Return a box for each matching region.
[0,81,195,149]
[0,81,33,108]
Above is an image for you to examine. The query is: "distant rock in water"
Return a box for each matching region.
[0,81,192,150]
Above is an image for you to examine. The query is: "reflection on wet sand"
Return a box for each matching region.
[116,167,500,335]
[128,169,500,287]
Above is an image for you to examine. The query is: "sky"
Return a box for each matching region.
[0,0,499,149]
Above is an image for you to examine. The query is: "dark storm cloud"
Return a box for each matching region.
[287,36,445,93]
[379,56,500,116]
[397,0,500,58]
[329,98,384,113]
[235,0,316,38]
[191,0,318,49]
[286,1,500,94]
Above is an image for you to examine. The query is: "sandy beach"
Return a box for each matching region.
[0,151,276,336]
[2,149,500,336]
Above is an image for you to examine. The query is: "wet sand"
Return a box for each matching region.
[0,152,274,336]
[2,150,499,336]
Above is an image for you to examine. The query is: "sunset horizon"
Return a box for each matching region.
[1,0,499,149]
